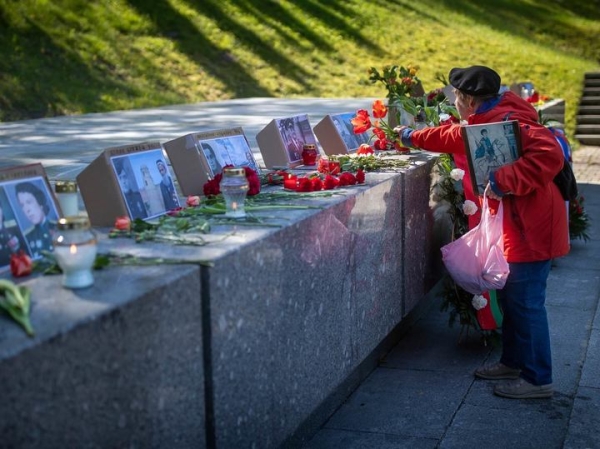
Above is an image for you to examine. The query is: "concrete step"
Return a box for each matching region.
[576,125,600,134]
[584,79,600,88]
[583,87,600,96]
[576,115,600,124]
[580,96,600,105]
[575,134,600,145]
[578,105,600,114]
[585,72,600,80]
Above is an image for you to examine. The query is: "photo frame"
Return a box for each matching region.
[313,112,370,156]
[0,163,60,265]
[77,141,180,226]
[163,127,257,196]
[110,149,180,221]
[256,114,319,168]
[462,120,522,196]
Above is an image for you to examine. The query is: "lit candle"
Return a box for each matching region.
[220,168,249,218]
[54,180,79,217]
[52,217,97,289]
[283,174,298,191]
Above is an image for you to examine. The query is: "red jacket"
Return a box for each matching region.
[410,91,569,263]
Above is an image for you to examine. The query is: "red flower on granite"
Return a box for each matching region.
[114,216,131,231]
[356,169,365,184]
[203,173,223,196]
[297,177,312,192]
[243,166,261,196]
[356,144,374,155]
[311,177,323,191]
[10,251,32,278]
[323,175,339,190]
[338,172,357,186]
[186,195,201,207]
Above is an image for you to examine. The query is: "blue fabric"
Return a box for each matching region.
[498,260,553,385]
[475,94,502,114]
[400,128,414,148]
[488,171,504,197]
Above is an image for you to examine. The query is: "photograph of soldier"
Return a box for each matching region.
[112,156,149,220]
[332,113,360,150]
[13,179,58,259]
[155,159,180,211]
[201,142,223,175]
[0,186,27,268]
[210,135,258,172]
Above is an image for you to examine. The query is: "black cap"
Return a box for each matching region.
[449,66,501,96]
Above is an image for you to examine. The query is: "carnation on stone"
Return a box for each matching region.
[471,295,487,311]
[462,200,478,216]
[450,168,465,181]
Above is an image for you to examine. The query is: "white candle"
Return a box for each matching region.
[53,243,97,289]
[54,181,80,217]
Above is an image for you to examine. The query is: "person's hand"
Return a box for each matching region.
[484,182,502,200]
[393,125,409,135]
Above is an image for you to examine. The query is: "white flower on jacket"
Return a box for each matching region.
[471,295,488,311]
[450,168,465,181]
[462,200,478,216]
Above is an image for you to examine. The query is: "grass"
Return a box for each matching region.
[0,0,599,137]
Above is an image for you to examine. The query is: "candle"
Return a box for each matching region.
[220,168,249,218]
[283,174,298,191]
[52,217,97,289]
[54,180,79,217]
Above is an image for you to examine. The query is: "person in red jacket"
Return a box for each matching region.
[396,65,569,399]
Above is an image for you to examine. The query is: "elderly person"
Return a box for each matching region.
[396,65,568,399]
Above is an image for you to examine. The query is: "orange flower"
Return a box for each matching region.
[372,99,388,119]
[351,109,372,134]
[114,216,131,231]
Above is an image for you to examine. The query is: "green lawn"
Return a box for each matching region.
[1,0,599,137]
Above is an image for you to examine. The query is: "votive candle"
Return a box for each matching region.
[53,217,97,289]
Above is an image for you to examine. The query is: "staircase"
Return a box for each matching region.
[575,72,600,145]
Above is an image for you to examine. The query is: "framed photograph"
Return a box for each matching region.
[0,164,60,263]
[276,114,318,164]
[462,120,521,196]
[163,127,257,196]
[331,112,370,151]
[110,149,180,221]
[198,133,259,178]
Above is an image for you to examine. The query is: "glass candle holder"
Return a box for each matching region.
[54,180,79,217]
[52,217,97,289]
[220,168,249,218]
[302,144,318,165]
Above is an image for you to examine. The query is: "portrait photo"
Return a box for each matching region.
[111,150,180,220]
[199,133,259,176]
[276,114,318,163]
[331,112,369,151]
[462,120,521,196]
[2,177,59,260]
[0,186,28,269]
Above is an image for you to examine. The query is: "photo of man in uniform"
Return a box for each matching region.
[155,159,179,211]
[112,157,148,220]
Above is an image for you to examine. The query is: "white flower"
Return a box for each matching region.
[471,295,488,311]
[462,200,478,216]
[450,168,465,181]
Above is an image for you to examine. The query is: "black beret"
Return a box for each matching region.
[449,66,501,96]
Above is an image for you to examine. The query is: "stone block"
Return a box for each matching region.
[0,265,205,449]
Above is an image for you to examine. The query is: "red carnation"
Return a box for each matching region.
[357,144,374,155]
[203,174,222,196]
[244,166,261,196]
[297,177,312,192]
[310,177,323,191]
[356,169,365,184]
[338,172,357,186]
[323,175,339,190]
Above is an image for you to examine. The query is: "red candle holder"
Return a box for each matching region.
[302,144,318,166]
[283,174,298,191]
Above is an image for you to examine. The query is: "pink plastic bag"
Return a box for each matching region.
[440,195,510,295]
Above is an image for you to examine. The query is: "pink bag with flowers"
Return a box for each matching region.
[441,195,509,295]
